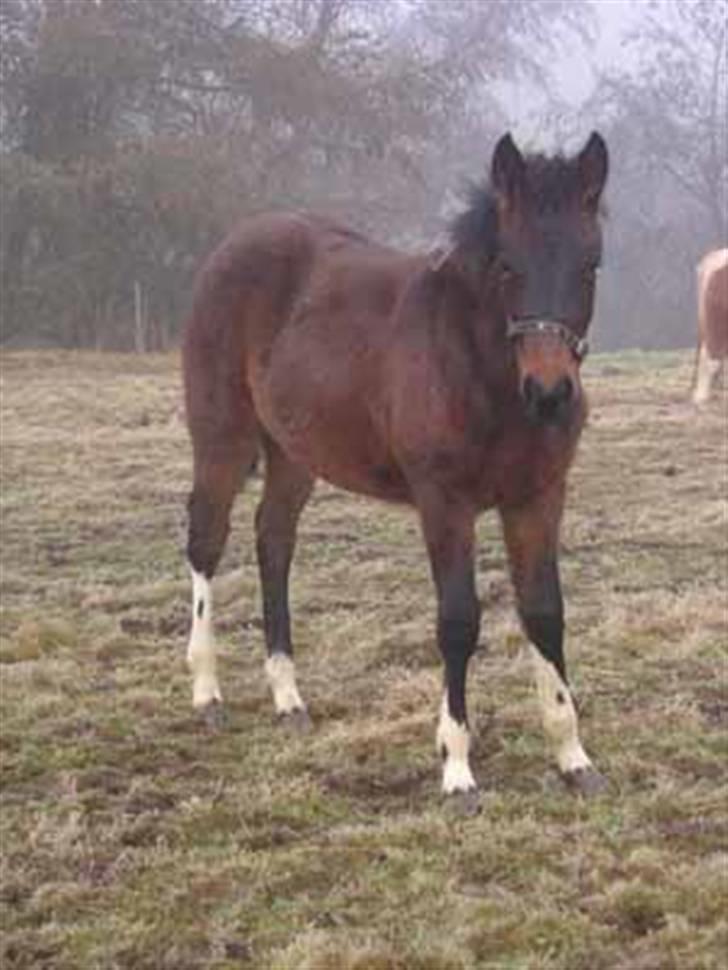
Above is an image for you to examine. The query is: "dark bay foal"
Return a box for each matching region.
[183,132,609,799]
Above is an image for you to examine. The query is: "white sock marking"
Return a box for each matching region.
[530,647,591,773]
[436,693,476,794]
[265,653,305,715]
[187,570,222,708]
[693,343,723,404]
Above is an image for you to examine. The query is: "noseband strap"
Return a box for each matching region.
[507,319,589,362]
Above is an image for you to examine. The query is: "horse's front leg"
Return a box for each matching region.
[416,489,480,799]
[500,485,606,795]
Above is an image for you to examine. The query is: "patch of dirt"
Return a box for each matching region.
[123,786,177,815]
[658,817,728,840]
[318,764,434,809]
[670,756,725,781]
[76,766,128,796]
[365,637,439,673]
[244,824,306,851]
[698,700,728,727]
[119,815,165,847]
[1,935,62,970]
[119,610,188,637]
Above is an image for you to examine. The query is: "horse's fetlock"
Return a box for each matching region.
[192,671,222,708]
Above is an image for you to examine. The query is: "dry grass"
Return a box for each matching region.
[1,349,726,970]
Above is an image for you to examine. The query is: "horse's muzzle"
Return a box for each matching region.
[521,374,576,426]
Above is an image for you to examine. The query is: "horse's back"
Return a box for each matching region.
[185,211,411,349]
[186,213,321,344]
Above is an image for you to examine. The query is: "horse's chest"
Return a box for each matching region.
[486,431,577,507]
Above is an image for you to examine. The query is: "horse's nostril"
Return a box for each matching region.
[557,376,574,404]
[521,374,575,424]
[522,375,540,405]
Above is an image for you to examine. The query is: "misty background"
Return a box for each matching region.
[1,0,726,353]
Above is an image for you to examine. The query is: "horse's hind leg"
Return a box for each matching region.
[255,437,314,725]
[186,430,258,717]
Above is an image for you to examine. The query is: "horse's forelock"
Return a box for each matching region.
[522,154,578,213]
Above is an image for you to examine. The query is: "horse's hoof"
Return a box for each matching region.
[198,699,225,731]
[445,789,482,817]
[278,708,312,734]
[562,766,608,797]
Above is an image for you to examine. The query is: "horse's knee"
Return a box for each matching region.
[254,482,308,566]
[187,488,230,578]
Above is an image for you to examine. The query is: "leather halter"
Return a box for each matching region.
[506,318,589,362]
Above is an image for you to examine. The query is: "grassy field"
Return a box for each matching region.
[1,349,726,970]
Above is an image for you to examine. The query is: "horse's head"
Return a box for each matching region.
[490,131,608,426]
[444,131,608,427]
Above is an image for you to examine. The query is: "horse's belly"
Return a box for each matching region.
[268,417,410,503]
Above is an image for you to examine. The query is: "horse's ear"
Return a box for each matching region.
[491,133,525,202]
[577,131,608,211]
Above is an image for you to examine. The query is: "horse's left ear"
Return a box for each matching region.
[577,131,608,211]
[491,132,526,203]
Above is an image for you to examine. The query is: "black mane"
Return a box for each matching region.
[449,153,583,257]
[449,184,499,259]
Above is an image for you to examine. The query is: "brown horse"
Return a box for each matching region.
[692,248,727,405]
[182,131,609,803]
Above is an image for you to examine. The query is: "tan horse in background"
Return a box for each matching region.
[692,248,728,405]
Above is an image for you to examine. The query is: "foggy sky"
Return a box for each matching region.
[500,0,643,147]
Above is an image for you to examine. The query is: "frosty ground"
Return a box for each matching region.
[1,350,726,969]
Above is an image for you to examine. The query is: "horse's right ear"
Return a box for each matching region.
[491,133,525,202]
[577,131,609,211]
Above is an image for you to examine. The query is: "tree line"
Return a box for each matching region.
[1,0,725,351]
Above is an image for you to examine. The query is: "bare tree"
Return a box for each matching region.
[602,0,727,240]
[0,0,594,349]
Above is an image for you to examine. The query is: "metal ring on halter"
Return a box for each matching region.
[506,318,589,362]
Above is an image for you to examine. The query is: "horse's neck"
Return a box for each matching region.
[412,277,516,428]
[440,275,512,385]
